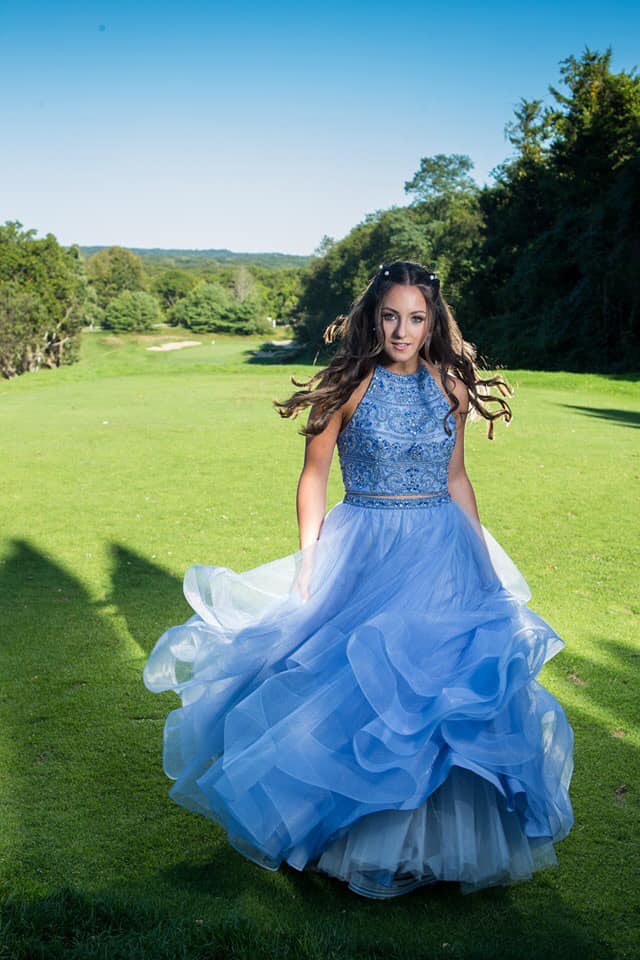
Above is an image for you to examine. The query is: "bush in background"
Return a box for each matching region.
[102,290,163,332]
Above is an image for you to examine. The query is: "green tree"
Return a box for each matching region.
[152,269,196,313]
[0,221,87,377]
[171,281,271,335]
[102,290,163,332]
[0,282,48,377]
[80,284,105,329]
[86,246,148,310]
[404,153,479,206]
[405,154,484,310]
[252,266,304,326]
[465,46,640,370]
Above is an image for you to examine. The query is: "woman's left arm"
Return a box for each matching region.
[445,375,482,537]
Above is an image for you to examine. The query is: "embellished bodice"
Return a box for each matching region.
[336,362,456,509]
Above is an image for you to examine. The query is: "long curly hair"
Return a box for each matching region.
[273,260,513,440]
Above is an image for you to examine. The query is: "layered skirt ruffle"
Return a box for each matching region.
[143,497,574,897]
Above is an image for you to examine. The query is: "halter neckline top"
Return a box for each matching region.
[336,361,456,509]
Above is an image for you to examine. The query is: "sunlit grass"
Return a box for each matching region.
[0,330,638,958]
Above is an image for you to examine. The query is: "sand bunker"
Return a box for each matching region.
[146,340,202,352]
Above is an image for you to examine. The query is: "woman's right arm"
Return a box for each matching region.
[296,405,343,549]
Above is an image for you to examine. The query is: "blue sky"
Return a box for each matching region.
[1,0,638,255]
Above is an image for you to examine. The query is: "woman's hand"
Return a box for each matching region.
[292,549,314,603]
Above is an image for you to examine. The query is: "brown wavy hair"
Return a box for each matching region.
[273,260,513,440]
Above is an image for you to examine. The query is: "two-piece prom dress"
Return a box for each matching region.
[143,360,575,898]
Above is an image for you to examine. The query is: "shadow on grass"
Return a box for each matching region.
[558,403,640,428]
[0,537,634,957]
[0,885,325,960]
[0,876,619,960]
[100,541,190,658]
[243,341,330,369]
[0,871,618,960]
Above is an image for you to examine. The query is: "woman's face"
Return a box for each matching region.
[379,284,430,366]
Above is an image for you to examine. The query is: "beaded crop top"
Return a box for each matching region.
[336,362,456,509]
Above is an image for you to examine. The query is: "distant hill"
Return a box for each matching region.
[76,245,313,271]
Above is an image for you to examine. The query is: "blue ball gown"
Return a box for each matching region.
[143,360,575,899]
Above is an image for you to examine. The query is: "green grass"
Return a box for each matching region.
[1,330,638,959]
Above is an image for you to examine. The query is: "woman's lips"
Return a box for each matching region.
[391,343,410,350]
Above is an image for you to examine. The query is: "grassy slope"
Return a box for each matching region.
[0,331,638,959]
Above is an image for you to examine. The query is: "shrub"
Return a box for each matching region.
[102,290,163,332]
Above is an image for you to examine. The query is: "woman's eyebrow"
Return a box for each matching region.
[382,307,426,315]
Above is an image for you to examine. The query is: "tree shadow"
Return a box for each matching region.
[100,541,189,658]
[242,340,328,369]
[557,403,640,428]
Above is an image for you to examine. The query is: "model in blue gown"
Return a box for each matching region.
[142,359,574,899]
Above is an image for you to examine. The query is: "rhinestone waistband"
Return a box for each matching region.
[342,489,452,509]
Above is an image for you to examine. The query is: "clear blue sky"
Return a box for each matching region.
[1,0,637,256]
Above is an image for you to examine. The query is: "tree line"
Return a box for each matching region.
[0,233,303,377]
[298,48,639,373]
[1,46,637,379]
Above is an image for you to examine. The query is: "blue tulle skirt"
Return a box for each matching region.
[143,496,574,898]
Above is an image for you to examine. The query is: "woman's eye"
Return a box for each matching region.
[382,315,424,323]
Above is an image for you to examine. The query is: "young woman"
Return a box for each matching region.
[143,260,575,899]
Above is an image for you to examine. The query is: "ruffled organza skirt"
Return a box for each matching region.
[143,495,574,898]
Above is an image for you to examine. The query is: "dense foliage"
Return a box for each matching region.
[102,290,163,332]
[463,48,640,371]
[86,245,148,310]
[169,281,272,335]
[0,222,87,378]
[296,48,640,373]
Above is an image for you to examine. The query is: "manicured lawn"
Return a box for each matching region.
[1,331,638,958]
